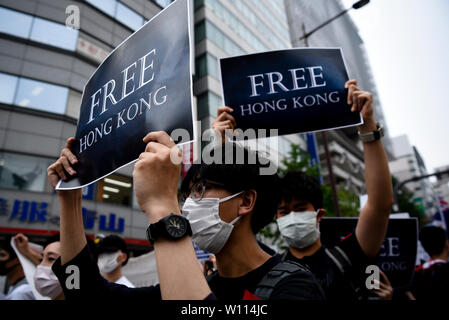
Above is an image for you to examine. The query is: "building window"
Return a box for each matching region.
[154,0,173,8]
[98,174,133,206]
[195,54,219,79]
[0,73,18,104]
[0,152,53,192]
[85,0,145,31]
[14,77,68,114]
[116,2,144,31]
[30,18,79,51]
[85,0,117,16]
[0,7,79,51]
[0,7,33,38]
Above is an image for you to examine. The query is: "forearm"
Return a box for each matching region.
[361,120,393,213]
[23,248,42,266]
[145,204,211,300]
[58,190,87,265]
[356,119,393,256]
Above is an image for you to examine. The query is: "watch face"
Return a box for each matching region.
[165,215,187,238]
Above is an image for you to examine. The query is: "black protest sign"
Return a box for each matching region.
[320,217,418,289]
[219,48,362,136]
[57,0,194,190]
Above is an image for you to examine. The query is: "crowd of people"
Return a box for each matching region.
[1,80,448,301]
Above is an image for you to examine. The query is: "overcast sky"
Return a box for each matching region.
[341,0,449,172]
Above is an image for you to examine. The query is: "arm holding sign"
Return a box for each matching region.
[47,135,212,300]
[133,131,212,300]
[47,138,86,265]
[347,80,394,258]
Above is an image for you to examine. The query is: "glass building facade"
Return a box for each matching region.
[0,0,171,253]
[193,0,305,158]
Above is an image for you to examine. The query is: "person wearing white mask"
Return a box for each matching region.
[96,235,134,288]
[212,80,393,300]
[33,235,65,300]
[274,80,393,300]
[180,143,325,300]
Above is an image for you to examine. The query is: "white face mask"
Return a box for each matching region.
[182,192,243,254]
[277,210,320,249]
[98,251,121,274]
[34,265,63,299]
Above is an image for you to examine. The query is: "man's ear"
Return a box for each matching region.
[118,251,127,265]
[238,190,257,216]
[317,209,326,223]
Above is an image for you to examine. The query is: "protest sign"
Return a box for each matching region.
[320,217,418,289]
[219,48,362,136]
[57,0,194,190]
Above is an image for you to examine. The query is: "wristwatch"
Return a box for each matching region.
[358,123,384,143]
[146,213,192,245]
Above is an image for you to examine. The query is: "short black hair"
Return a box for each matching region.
[42,233,99,263]
[278,171,323,210]
[43,233,60,251]
[181,143,280,234]
[96,235,129,266]
[0,236,17,260]
[420,225,448,256]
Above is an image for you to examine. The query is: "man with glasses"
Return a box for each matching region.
[180,143,325,300]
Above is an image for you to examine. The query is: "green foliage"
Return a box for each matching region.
[279,144,319,177]
[322,185,360,217]
[392,177,427,227]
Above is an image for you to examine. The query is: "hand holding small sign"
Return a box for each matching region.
[213,79,374,143]
[133,131,182,223]
[346,79,377,134]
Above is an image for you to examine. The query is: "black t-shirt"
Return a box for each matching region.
[284,233,372,300]
[52,244,162,300]
[207,254,325,300]
[411,260,449,300]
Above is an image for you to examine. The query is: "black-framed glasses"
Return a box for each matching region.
[188,180,227,202]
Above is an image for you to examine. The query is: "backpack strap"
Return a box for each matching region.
[325,246,364,300]
[254,260,311,300]
[325,246,352,274]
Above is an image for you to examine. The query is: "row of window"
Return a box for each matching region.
[0,72,69,115]
[197,90,222,119]
[203,0,268,52]
[195,20,245,56]
[269,0,289,24]
[195,53,220,79]
[223,0,289,49]
[85,0,174,32]
[247,0,290,40]
[0,6,79,51]
[85,0,146,31]
[0,151,138,208]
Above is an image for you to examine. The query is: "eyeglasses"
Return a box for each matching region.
[188,180,227,202]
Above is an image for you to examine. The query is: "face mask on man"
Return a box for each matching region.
[182,192,243,254]
[277,210,320,249]
[34,265,63,299]
[97,251,121,274]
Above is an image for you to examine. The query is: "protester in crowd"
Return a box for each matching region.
[47,131,212,300]
[0,236,35,300]
[96,235,134,287]
[202,254,217,277]
[48,131,324,300]
[212,79,394,300]
[14,232,98,300]
[411,225,449,299]
[179,142,325,300]
[32,234,64,300]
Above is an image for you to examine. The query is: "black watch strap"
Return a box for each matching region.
[146,213,192,245]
